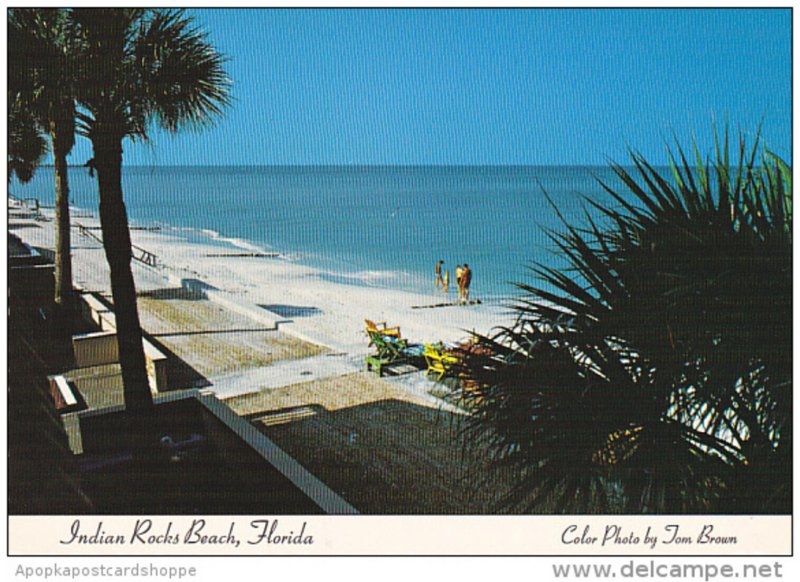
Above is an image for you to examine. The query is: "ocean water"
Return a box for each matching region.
[10,165,624,301]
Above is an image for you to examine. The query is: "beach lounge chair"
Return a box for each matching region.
[423,342,461,381]
[365,330,423,376]
[364,319,401,345]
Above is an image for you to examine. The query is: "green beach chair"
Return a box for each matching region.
[365,331,424,376]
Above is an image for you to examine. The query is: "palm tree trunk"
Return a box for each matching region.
[51,127,73,320]
[92,131,155,422]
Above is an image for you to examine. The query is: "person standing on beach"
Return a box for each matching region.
[443,270,450,295]
[435,259,445,289]
[455,264,463,300]
[461,264,472,303]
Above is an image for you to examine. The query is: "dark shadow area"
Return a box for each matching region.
[181,278,218,296]
[259,304,322,318]
[410,299,482,309]
[138,287,204,301]
[248,398,511,514]
[8,244,92,373]
[149,327,276,339]
[8,222,42,230]
[370,361,424,377]
[74,398,326,515]
[33,246,55,262]
[8,233,91,513]
[8,326,92,513]
[140,330,211,391]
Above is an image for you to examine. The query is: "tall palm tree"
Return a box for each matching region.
[8,8,79,320]
[459,130,792,514]
[71,9,230,431]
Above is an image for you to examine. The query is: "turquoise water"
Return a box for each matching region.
[10,165,623,301]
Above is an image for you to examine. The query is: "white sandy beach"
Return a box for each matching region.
[17,204,517,358]
[10,200,522,513]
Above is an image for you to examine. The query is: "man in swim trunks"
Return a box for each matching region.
[435,259,444,289]
[461,264,472,303]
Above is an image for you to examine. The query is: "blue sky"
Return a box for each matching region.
[64,8,791,166]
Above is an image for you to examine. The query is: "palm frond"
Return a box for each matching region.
[133,9,231,132]
[7,98,48,183]
[459,128,792,514]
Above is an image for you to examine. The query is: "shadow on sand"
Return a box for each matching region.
[259,304,322,318]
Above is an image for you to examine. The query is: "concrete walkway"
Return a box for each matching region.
[208,352,363,399]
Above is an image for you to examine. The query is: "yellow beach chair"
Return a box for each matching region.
[423,342,460,381]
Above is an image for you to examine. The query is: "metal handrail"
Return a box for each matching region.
[76,222,158,268]
[9,195,45,220]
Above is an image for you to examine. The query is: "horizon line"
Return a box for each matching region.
[56,162,635,169]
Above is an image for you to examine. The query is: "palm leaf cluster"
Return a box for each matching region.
[7,99,47,183]
[71,8,231,142]
[8,8,81,315]
[8,8,80,134]
[459,131,792,514]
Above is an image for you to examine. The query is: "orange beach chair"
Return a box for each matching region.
[364,319,401,344]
